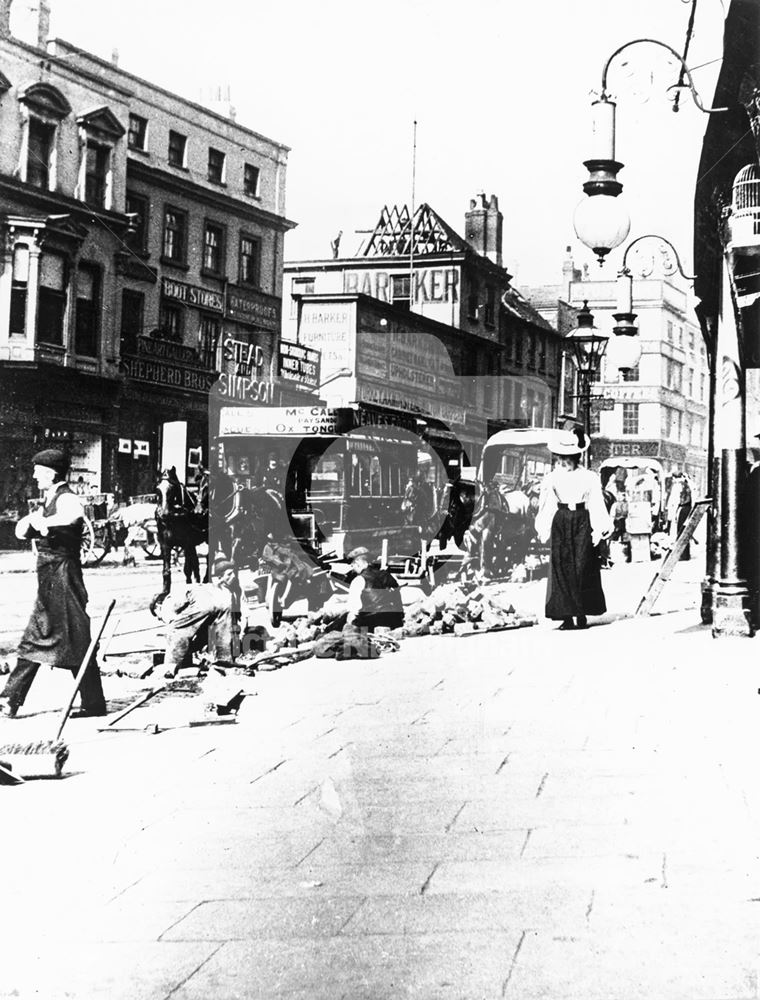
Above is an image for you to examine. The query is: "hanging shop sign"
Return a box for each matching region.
[162,277,224,313]
[277,340,321,392]
[136,335,207,368]
[214,335,273,404]
[225,285,281,331]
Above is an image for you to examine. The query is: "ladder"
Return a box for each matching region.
[635,498,711,617]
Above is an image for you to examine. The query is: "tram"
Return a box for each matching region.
[215,405,450,560]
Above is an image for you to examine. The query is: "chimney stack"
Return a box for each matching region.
[0,0,11,38]
[7,0,51,47]
[464,192,503,267]
[561,245,583,298]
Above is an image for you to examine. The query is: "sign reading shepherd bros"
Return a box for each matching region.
[278,340,321,391]
[121,355,217,393]
[162,277,224,313]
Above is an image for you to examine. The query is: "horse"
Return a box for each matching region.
[460,480,536,578]
[223,481,286,569]
[435,478,477,549]
[155,467,209,600]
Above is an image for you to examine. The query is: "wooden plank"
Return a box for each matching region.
[635,498,711,617]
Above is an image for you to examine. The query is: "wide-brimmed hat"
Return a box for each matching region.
[32,448,70,476]
[548,430,590,456]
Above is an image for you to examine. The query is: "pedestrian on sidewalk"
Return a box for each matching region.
[535,429,613,630]
[0,449,106,718]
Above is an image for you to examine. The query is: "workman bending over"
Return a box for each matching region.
[157,558,241,678]
[343,546,404,632]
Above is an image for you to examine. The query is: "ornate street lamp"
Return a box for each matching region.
[574,39,729,264]
[608,234,696,374]
[565,301,609,446]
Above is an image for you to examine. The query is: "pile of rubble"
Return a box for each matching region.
[399,580,537,637]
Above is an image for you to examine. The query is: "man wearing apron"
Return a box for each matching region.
[0,449,106,718]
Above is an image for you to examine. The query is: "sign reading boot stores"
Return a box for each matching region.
[162,277,224,313]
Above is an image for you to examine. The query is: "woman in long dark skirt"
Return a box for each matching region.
[535,430,613,630]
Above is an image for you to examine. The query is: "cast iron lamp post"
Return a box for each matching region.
[565,301,609,455]
[573,39,729,264]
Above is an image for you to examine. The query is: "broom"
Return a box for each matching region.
[0,600,116,782]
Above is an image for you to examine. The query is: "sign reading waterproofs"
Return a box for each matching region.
[277,341,321,391]
[161,277,224,314]
[219,406,350,437]
[225,285,281,332]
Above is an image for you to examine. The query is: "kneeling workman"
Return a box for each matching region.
[344,546,404,632]
[158,558,241,677]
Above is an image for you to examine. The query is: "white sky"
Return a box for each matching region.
[47,0,726,287]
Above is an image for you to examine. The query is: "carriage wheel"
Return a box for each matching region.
[84,522,109,567]
[79,516,98,566]
[140,529,161,559]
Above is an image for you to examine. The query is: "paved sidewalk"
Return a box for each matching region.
[2,569,759,1000]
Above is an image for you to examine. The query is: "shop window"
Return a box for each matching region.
[244,163,260,197]
[38,252,67,346]
[120,289,144,355]
[538,337,547,372]
[484,285,496,327]
[74,263,100,356]
[208,147,225,184]
[622,402,639,435]
[239,234,260,287]
[168,130,187,167]
[202,221,226,275]
[391,274,410,306]
[589,408,601,434]
[128,113,148,151]
[467,280,479,321]
[27,117,54,189]
[198,314,221,366]
[162,207,187,263]
[514,335,523,365]
[527,334,536,370]
[159,300,183,342]
[10,245,29,335]
[126,191,149,253]
[84,141,109,208]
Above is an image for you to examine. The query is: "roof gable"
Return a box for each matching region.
[76,106,125,140]
[359,203,469,258]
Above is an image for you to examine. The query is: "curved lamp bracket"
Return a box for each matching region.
[600,38,730,114]
[621,234,696,283]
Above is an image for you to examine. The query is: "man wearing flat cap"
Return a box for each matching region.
[0,449,106,718]
[157,557,241,677]
[343,546,404,632]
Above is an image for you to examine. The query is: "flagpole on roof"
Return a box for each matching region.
[409,119,417,309]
